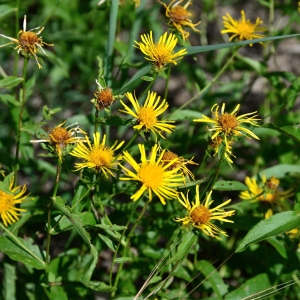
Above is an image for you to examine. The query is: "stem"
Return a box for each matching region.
[13,0,20,77]
[139,73,157,99]
[45,157,62,267]
[94,109,99,133]
[14,58,29,187]
[112,198,150,297]
[109,199,140,286]
[164,66,171,100]
[121,132,139,153]
[169,49,238,118]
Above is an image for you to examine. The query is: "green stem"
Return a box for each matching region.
[45,157,62,267]
[14,57,29,187]
[139,73,157,99]
[94,109,99,134]
[109,199,140,286]
[164,66,171,100]
[169,48,238,118]
[0,223,45,267]
[112,198,150,297]
[121,132,139,153]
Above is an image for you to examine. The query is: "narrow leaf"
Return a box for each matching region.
[0,76,23,89]
[114,257,132,263]
[98,234,116,252]
[213,181,248,191]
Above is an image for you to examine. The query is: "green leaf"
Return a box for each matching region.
[44,286,68,300]
[95,224,127,231]
[114,257,132,263]
[257,164,300,179]
[213,181,248,191]
[0,4,16,21]
[98,234,116,252]
[0,94,20,106]
[169,109,203,121]
[262,123,300,144]
[266,236,287,259]
[0,236,46,269]
[168,231,197,264]
[237,55,267,74]
[196,260,228,298]
[236,211,300,253]
[98,115,131,126]
[0,76,23,89]
[225,273,271,300]
[97,56,106,88]
[141,76,153,81]
[286,77,300,109]
[3,263,16,300]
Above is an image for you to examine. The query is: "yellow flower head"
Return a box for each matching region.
[120,144,185,204]
[239,175,294,218]
[70,132,124,177]
[134,31,187,72]
[221,10,267,46]
[31,121,87,162]
[0,174,30,227]
[119,91,175,139]
[0,15,53,68]
[158,0,201,40]
[209,136,235,164]
[194,103,260,151]
[160,148,198,181]
[175,185,235,239]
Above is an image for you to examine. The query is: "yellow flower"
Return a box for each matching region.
[0,174,30,227]
[134,31,187,72]
[194,103,260,152]
[157,0,201,40]
[0,15,53,68]
[120,144,185,204]
[70,132,124,177]
[221,10,267,46]
[119,91,175,139]
[239,175,294,218]
[175,185,235,239]
[160,149,198,181]
[31,121,87,162]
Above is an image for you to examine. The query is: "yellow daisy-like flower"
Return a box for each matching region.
[158,0,201,40]
[134,31,187,72]
[194,103,260,152]
[70,132,124,177]
[160,149,198,181]
[119,91,175,139]
[31,121,87,162]
[175,185,235,239]
[0,15,53,68]
[0,175,30,227]
[120,144,185,204]
[208,136,235,164]
[221,10,267,47]
[239,175,294,218]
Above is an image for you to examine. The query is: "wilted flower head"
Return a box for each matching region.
[158,0,201,40]
[31,121,87,162]
[119,91,175,139]
[221,10,267,46]
[175,185,235,239]
[0,174,30,227]
[134,31,187,72]
[239,175,294,218]
[70,132,124,177]
[91,79,115,111]
[0,15,53,68]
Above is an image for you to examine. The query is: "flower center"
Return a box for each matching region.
[169,6,190,23]
[237,22,254,36]
[19,31,39,50]
[0,190,13,213]
[190,205,211,224]
[138,107,157,129]
[138,163,164,188]
[89,147,113,167]
[218,113,238,133]
[95,88,114,110]
[50,127,71,144]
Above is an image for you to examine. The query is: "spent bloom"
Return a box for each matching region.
[221,10,267,46]
[194,103,260,153]
[160,148,198,181]
[31,121,87,162]
[239,175,294,218]
[134,31,187,72]
[175,185,235,239]
[70,132,124,177]
[119,91,175,139]
[0,174,30,227]
[158,0,201,40]
[120,144,185,204]
[0,15,53,68]
[91,79,116,111]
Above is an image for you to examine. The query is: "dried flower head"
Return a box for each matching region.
[0,174,30,227]
[92,80,115,111]
[0,15,53,68]
[221,10,267,46]
[31,121,87,162]
[134,31,187,72]
[175,185,235,239]
[158,0,201,40]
